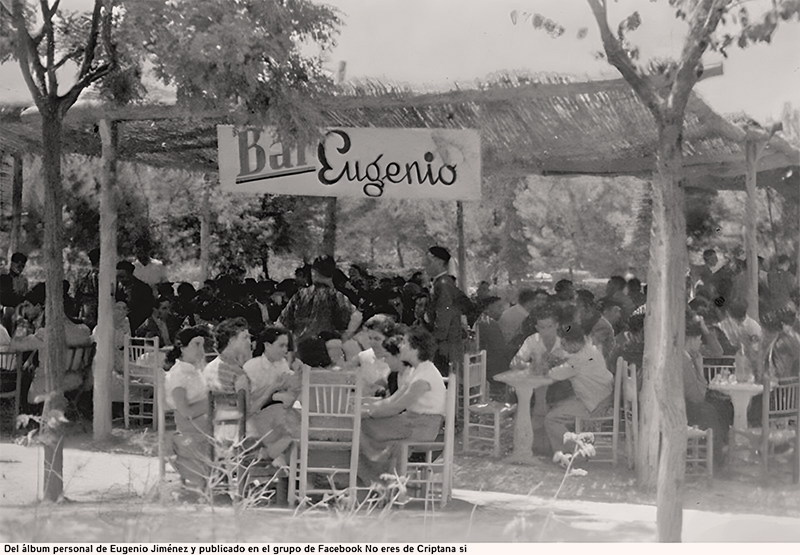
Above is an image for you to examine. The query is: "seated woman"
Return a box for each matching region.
[25,293,94,406]
[341,315,398,396]
[243,326,302,467]
[543,326,614,467]
[164,326,213,493]
[358,327,447,485]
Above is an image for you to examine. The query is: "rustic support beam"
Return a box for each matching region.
[94,118,118,441]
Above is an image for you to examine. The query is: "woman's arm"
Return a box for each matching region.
[172,387,207,420]
[362,380,431,419]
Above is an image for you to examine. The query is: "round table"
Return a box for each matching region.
[708,382,763,431]
[493,368,553,465]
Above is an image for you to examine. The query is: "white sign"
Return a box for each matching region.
[217,126,481,200]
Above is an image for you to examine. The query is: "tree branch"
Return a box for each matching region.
[40,0,57,100]
[48,0,61,20]
[53,48,81,71]
[58,62,112,116]
[10,0,47,106]
[670,0,732,116]
[78,0,102,80]
[586,0,664,120]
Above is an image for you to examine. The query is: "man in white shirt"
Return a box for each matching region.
[544,327,614,465]
[132,238,168,290]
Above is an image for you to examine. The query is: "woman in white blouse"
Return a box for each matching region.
[164,326,213,491]
[243,326,302,467]
[358,327,447,484]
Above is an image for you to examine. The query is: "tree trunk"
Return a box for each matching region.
[322,197,337,257]
[646,121,689,542]
[40,109,68,502]
[94,119,118,442]
[8,152,23,259]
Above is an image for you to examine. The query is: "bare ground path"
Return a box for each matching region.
[1,427,799,542]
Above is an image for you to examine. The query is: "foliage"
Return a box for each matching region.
[516,175,645,277]
[122,0,341,142]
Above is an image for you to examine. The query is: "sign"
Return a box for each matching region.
[217,126,481,200]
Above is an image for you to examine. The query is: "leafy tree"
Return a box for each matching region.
[514,0,799,540]
[123,0,341,141]
[1,0,124,502]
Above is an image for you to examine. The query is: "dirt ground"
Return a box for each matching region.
[3,413,796,520]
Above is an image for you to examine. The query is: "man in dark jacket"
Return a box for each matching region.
[425,246,468,376]
[115,260,155,333]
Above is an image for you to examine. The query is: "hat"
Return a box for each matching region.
[312,256,336,278]
[428,246,451,263]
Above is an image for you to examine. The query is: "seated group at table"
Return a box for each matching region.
[162,315,448,497]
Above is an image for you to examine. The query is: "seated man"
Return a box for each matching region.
[684,320,726,468]
[544,326,614,467]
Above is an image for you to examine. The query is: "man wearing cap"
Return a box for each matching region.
[425,246,466,376]
[278,255,362,343]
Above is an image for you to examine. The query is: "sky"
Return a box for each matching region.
[1,0,798,122]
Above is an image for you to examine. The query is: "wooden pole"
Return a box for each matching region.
[200,173,212,282]
[456,201,467,292]
[322,197,337,257]
[94,118,118,441]
[744,140,760,323]
[8,152,23,259]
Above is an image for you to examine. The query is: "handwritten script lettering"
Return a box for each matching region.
[317,130,458,197]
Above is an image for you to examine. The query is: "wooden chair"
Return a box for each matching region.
[287,368,362,507]
[397,372,457,510]
[702,357,735,384]
[574,359,623,465]
[742,377,799,483]
[64,344,96,415]
[155,366,175,485]
[462,350,516,458]
[0,350,24,421]
[686,427,714,477]
[123,335,160,429]
[207,389,248,496]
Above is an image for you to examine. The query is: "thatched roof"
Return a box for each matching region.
[1,77,797,200]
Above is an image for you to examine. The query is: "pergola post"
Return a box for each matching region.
[7,152,23,260]
[456,200,467,292]
[200,173,213,283]
[744,139,761,323]
[94,118,119,441]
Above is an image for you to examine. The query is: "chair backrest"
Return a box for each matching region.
[702,357,735,384]
[768,377,799,419]
[301,368,362,444]
[0,351,19,371]
[463,350,487,406]
[124,335,160,378]
[66,344,95,373]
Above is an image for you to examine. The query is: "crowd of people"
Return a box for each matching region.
[1,241,798,495]
[0,244,474,500]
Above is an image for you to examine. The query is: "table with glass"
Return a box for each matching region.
[493,367,553,465]
[708,381,763,432]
